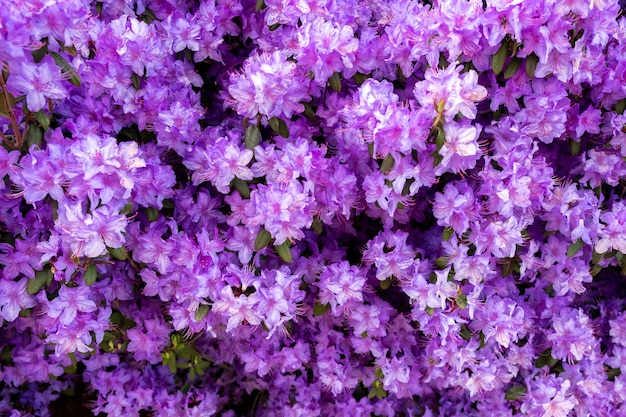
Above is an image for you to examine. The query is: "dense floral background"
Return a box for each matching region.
[1,0,626,416]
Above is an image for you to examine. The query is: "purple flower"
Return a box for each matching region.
[0,278,36,322]
[226,51,309,119]
[548,308,596,363]
[7,55,68,112]
[45,285,97,326]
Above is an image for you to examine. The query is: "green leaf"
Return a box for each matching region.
[195,304,210,322]
[28,267,53,295]
[491,41,508,76]
[302,102,316,120]
[435,126,445,150]
[25,125,43,148]
[590,264,603,276]
[456,294,468,309]
[232,177,251,198]
[505,385,527,401]
[526,53,539,79]
[615,98,626,115]
[244,124,261,150]
[255,0,265,12]
[567,239,584,258]
[591,250,604,265]
[442,227,454,241]
[32,43,49,63]
[435,257,449,269]
[64,45,78,57]
[108,246,128,261]
[535,348,555,368]
[34,110,51,130]
[569,139,581,156]
[84,264,97,286]
[311,220,323,235]
[425,307,435,316]
[460,324,472,341]
[313,302,330,316]
[254,228,272,251]
[146,207,159,222]
[0,91,15,119]
[329,72,342,92]
[379,154,395,174]
[131,72,141,90]
[503,57,522,79]
[275,240,292,263]
[167,353,177,374]
[353,72,369,85]
[268,117,289,138]
[380,277,392,290]
[50,51,81,87]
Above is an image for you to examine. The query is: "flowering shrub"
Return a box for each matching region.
[2,0,626,416]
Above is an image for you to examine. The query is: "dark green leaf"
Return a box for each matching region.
[569,139,581,156]
[232,177,251,198]
[311,220,323,235]
[28,267,53,295]
[84,264,97,286]
[25,125,43,148]
[32,43,49,63]
[131,73,141,90]
[535,348,554,368]
[526,53,539,79]
[313,302,330,316]
[460,324,472,341]
[329,72,342,92]
[503,57,522,79]
[50,51,81,87]
[255,0,265,12]
[380,154,395,174]
[353,72,369,85]
[302,102,316,120]
[268,116,289,138]
[491,41,508,76]
[244,124,261,150]
[146,207,159,222]
[380,277,392,290]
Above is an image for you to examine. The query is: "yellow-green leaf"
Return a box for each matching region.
[275,241,292,263]
[254,228,272,251]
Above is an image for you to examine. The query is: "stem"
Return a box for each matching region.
[0,73,23,149]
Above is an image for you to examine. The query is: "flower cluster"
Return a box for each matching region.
[1,0,626,416]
